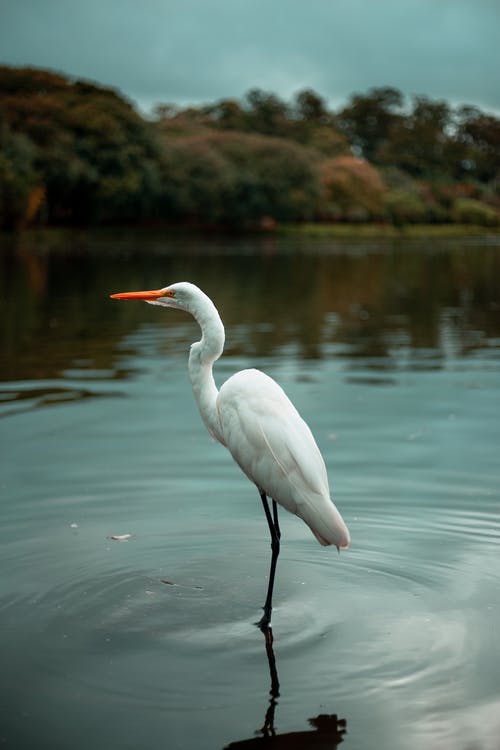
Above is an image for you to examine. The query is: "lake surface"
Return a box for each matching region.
[1,229,499,750]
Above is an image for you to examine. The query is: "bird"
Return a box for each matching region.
[110,282,349,630]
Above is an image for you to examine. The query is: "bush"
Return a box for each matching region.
[383,189,429,225]
[451,198,500,226]
[159,131,322,225]
[319,156,386,221]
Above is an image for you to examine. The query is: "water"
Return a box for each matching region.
[1,229,499,749]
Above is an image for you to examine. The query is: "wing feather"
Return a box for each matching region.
[216,368,350,548]
[217,369,329,505]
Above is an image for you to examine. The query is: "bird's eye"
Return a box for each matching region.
[163,289,176,298]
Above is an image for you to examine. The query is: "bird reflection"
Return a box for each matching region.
[223,627,347,748]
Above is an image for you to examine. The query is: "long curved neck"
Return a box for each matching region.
[187,295,225,442]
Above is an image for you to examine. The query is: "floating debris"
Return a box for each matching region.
[160,579,203,590]
[107,533,132,542]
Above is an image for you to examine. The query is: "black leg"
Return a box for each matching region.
[257,491,280,631]
[272,499,281,540]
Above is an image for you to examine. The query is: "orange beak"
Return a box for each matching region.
[110,288,169,301]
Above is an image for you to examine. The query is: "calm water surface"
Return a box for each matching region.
[1,230,499,750]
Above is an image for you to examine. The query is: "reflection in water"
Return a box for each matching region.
[224,628,347,748]
[0,384,124,419]
[259,628,280,740]
[1,230,500,382]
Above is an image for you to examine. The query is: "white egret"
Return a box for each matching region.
[110,282,349,629]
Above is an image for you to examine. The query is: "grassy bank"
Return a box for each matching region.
[277,223,500,239]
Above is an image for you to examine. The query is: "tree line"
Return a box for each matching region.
[1,66,499,229]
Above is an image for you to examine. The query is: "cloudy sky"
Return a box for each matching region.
[1,0,499,114]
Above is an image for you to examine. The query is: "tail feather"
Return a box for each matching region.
[297,495,350,549]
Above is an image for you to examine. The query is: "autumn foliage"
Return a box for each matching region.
[0,67,499,229]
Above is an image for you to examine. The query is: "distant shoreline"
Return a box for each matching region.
[2,222,499,246]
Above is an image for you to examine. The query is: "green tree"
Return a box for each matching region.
[0,122,39,227]
[454,106,500,182]
[336,87,404,161]
[290,89,349,157]
[203,99,247,131]
[244,89,291,137]
[294,89,330,124]
[0,65,162,224]
[377,96,452,177]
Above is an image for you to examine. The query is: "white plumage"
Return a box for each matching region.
[110,281,349,628]
[217,368,348,547]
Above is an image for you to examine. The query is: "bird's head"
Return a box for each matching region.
[110,281,202,313]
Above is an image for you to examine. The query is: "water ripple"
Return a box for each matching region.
[0,383,125,418]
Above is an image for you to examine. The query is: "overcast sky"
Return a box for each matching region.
[1,0,499,115]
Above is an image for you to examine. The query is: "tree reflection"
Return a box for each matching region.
[2,233,500,383]
[223,627,347,749]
